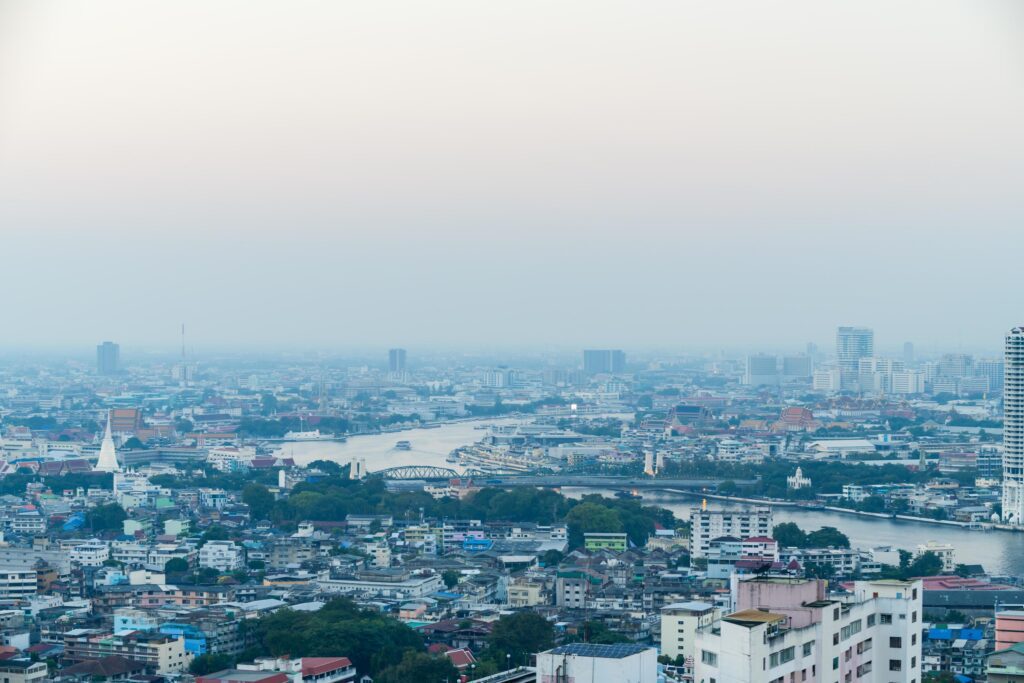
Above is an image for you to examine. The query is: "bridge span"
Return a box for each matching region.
[373,467,757,490]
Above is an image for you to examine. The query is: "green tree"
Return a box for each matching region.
[772,522,807,548]
[254,598,423,676]
[565,502,623,549]
[375,652,458,683]
[442,570,461,590]
[88,503,127,531]
[199,525,230,547]
[122,436,147,450]
[906,551,944,578]
[568,621,630,645]
[164,557,189,574]
[541,549,564,567]
[308,460,343,474]
[189,653,232,675]
[486,611,554,666]
[806,527,850,549]
[243,483,275,520]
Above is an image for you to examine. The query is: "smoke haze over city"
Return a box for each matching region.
[1,0,1023,351]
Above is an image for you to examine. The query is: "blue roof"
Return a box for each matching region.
[960,628,984,641]
[547,643,650,659]
[928,628,952,641]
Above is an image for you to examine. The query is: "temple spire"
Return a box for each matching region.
[94,411,121,472]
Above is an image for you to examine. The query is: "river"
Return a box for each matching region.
[273,419,1024,576]
[569,489,1024,577]
[272,418,525,470]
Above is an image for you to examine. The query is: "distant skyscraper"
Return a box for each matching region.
[744,354,779,386]
[388,348,407,373]
[903,341,915,365]
[835,327,873,391]
[96,341,120,375]
[782,354,813,379]
[976,359,1004,391]
[583,349,626,374]
[1004,328,1024,524]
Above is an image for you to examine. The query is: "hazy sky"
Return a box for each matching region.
[1,0,1022,352]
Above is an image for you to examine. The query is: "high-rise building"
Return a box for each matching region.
[388,348,407,373]
[689,507,772,559]
[835,327,873,391]
[694,577,923,683]
[1003,328,1024,525]
[782,354,812,379]
[96,341,120,375]
[976,359,1005,391]
[938,353,973,379]
[891,370,926,395]
[744,354,779,386]
[857,357,905,395]
[812,368,841,393]
[902,341,915,365]
[583,349,626,374]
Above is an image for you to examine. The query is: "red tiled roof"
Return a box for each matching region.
[444,648,477,669]
[301,657,352,676]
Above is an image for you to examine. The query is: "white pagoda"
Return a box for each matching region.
[94,413,121,473]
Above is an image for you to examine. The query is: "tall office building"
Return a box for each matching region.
[1004,328,1024,524]
[96,341,120,375]
[744,354,779,386]
[583,349,626,374]
[388,348,407,373]
[835,326,873,391]
[976,359,1004,391]
[903,341,915,365]
[782,354,813,379]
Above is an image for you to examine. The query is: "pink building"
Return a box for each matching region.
[734,575,827,628]
[996,611,1024,650]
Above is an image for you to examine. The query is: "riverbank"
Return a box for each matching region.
[656,488,1020,532]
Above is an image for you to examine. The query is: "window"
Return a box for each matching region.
[889,660,902,672]
[856,662,873,677]
[771,653,780,668]
[890,637,902,648]
[702,650,718,666]
[911,657,916,668]
[880,614,892,624]
[867,614,876,627]
[911,633,917,645]
[834,607,840,620]
[912,588,918,599]
[780,647,795,664]
[833,634,839,645]
[833,657,839,671]
[857,638,872,654]
[845,649,852,662]
[804,641,814,656]
[912,611,917,623]
[841,620,862,641]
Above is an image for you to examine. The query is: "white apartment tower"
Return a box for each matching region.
[695,577,923,683]
[689,507,772,559]
[1003,327,1024,524]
